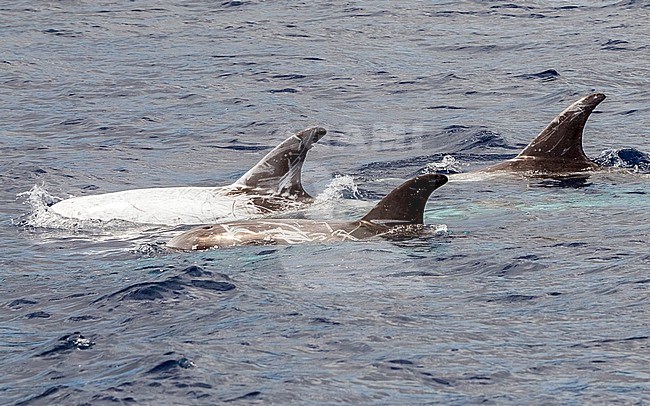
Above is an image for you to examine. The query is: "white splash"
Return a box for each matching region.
[16,184,66,229]
[429,223,449,236]
[16,184,149,231]
[314,175,362,203]
[421,155,467,174]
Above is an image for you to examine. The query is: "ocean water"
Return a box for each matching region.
[1,1,649,404]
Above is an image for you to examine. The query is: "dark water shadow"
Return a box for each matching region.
[94,265,236,304]
[527,174,593,189]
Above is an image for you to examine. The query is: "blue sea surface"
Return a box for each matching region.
[1,1,649,404]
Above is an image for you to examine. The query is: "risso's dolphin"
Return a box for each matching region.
[167,174,449,250]
[49,127,326,226]
[482,93,606,174]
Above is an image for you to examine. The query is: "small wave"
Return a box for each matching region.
[593,148,650,173]
[515,69,560,81]
[602,39,631,51]
[37,332,95,357]
[268,88,298,93]
[490,4,534,10]
[147,357,195,374]
[457,129,516,152]
[222,1,245,7]
[94,265,235,303]
[272,74,306,80]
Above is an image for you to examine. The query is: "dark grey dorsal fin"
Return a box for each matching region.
[361,174,448,225]
[234,127,326,198]
[519,93,605,161]
[485,93,605,173]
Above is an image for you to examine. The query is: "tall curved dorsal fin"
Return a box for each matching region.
[234,127,326,198]
[486,93,605,172]
[361,174,448,225]
[519,93,605,160]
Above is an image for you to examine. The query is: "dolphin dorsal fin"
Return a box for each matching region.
[517,93,605,163]
[234,127,326,198]
[361,174,448,225]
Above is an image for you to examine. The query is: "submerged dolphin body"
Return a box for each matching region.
[167,174,449,250]
[482,93,606,174]
[49,127,326,226]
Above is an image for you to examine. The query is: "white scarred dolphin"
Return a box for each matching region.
[49,127,326,225]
